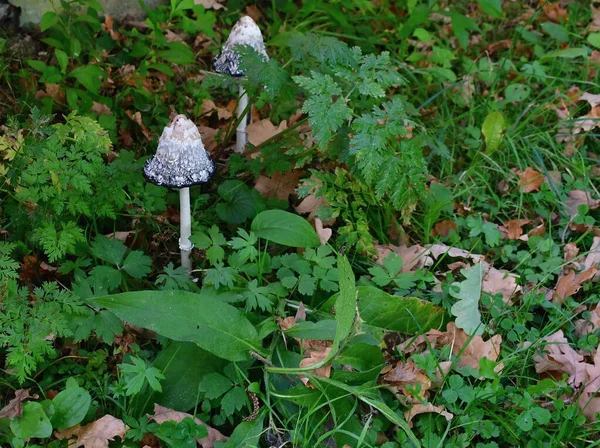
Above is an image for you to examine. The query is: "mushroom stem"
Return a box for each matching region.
[179,187,193,271]
[235,85,249,153]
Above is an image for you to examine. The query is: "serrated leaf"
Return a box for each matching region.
[91,236,126,266]
[93,310,123,343]
[221,386,246,416]
[481,111,505,154]
[199,373,233,399]
[121,250,152,279]
[450,264,484,335]
[89,265,122,291]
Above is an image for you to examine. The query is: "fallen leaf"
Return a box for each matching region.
[90,102,112,116]
[588,4,600,32]
[482,263,521,303]
[553,267,597,303]
[581,92,600,108]
[382,360,432,399]
[427,243,485,264]
[500,219,530,240]
[295,194,327,221]
[254,170,304,201]
[55,414,127,448]
[195,0,226,10]
[375,244,434,272]
[314,218,332,245]
[247,119,287,146]
[528,330,587,387]
[566,190,600,218]
[148,404,228,448]
[0,389,38,419]
[126,110,152,141]
[564,242,580,263]
[404,403,453,427]
[517,167,544,193]
[584,237,600,281]
[299,346,332,387]
[543,2,567,23]
[201,99,232,121]
[431,220,458,237]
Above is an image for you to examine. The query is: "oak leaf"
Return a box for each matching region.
[404,403,453,427]
[431,219,458,237]
[254,170,304,201]
[500,219,530,240]
[553,267,597,303]
[0,389,37,419]
[247,119,287,146]
[54,414,127,448]
[517,167,544,193]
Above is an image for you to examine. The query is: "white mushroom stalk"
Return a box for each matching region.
[213,16,268,153]
[143,115,214,271]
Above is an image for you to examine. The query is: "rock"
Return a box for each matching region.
[8,0,167,26]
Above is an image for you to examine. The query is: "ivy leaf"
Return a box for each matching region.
[450,264,484,335]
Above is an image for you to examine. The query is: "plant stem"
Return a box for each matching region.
[236,84,249,153]
[179,187,193,271]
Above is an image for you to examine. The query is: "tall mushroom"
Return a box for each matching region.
[213,16,268,153]
[143,115,214,271]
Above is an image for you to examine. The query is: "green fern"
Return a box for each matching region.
[0,242,19,280]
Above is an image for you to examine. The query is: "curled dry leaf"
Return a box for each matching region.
[564,242,580,263]
[247,119,287,147]
[314,218,332,245]
[517,167,544,193]
[500,219,530,240]
[254,170,304,201]
[404,403,453,427]
[553,267,597,304]
[381,359,432,399]
[148,404,228,448]
[195,0,226,10]
[54,414,127,448]
[299,346,332,388]
[0,389,38,419]
[201,99,232,121]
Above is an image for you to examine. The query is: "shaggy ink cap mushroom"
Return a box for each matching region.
[143,115,214,188]
[213,16,269,77]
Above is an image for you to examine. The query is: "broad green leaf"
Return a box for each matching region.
[286,319,337,340]
[450,264,484,335]
[588,33,600,49]
[251,210,320,248]
[224,415,264,448]
[40,11,59,32]
[541,47,587,60]
[121,250,152,279]
[91,235,126,266]
[51,384,91,429]
[55,49,69,73]
[505,84,531,102]
[541,22,569,42]
[216,180,261,224]
[10,402,52,439]
[481,111,505,154]
[89,291,262,361]
[93,310,123,343]
[356,286,446,333]
[158,42,195,65]
[477,0,503,18]
[69,65,106,94]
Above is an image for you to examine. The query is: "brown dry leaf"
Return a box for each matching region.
[0,389,38,419]
[299,346,332,387]
[247,119,287,146]
[126,110,152,141]
[482,263,521,303]
[165,29,184,43]
[589,4,600,32]
[254,170,304,201]
[553,267,598,303]
[102,15,121,40]
[564,242,580,263]
[404,403,453,427]
[575,303,600,337]
[529,330,587,387]
[201,99,232,121]
[581,92,600,108]
[427,243,485,264]
[148,404,228,448]
[501,219,530,240]
[431,220,458,237]
[197,125,218,152]
[382,360,432,399]
[517,167,544,193]
[195,0,226,10]
[584,237,600,282]
[55,415,127,448]
[314,218,332,245]
[90,102,112,116]
[543,2,567,23]
[566,190,600,218]
[295,194,327,221]
[447,322,502,370]
[375,244,433,272]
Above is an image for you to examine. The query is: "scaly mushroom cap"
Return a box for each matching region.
[143,115,214,188]
[213,16,269,77]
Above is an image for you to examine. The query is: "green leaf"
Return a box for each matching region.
[121,250,152,279]
[216,180,260,224]
[224,415,264,448]
[355,286,446,333]
[199,373,233,399]
[481,111,505,154]
[10,402,52,439]
[588,33,600,49]
[477,0,503,18]
[221,386,246,416]
[91,235,126,266]
[516,410,533,431]
[158,42,195,65]
[251,210,320,248]
[286,319,337,340]
[450,264,484,335]
[541,47,587,60]
[51,384,91,429]
[69,65,106,94]
[505,84,531,102]
[55,49,69,73]
[541,22,569,42]
[89,290,262,361]
[93,310,123,343]
[40,11,59,32]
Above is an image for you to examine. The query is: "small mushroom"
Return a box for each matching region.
[143,115,214,271]
[213,16,268,153]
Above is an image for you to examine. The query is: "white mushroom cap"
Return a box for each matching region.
[213,16,269,77]
[143,115,214,188]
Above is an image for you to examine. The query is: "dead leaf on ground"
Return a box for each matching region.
[588,4,600,32]
[566,190,600,218]
[517,167,544,193]
[375,244,434,272]
[247,119,287,146]
[197,125,218,152]
[482,263,521,303]
[543,2,567,23]
[564,242,580,263]
[553,267,597,303]
[125,110,152,141]
[528,330,587,387]
[427,243,485,264]
[148,404,228,448]
[90,102,112,116]
[254,170,304,201]
[431,220,458,237]
[0,389,38,419]
[299,346,332,388]
[195,0,226,10]
[442,322,503,370]
[201,99,232,121]
[404,403,453,427]
[575,303,600,337]
[584,237,600,281]
[295,194,328,222]
[314,218,332,245]
[381,360,432,399]
[500,219,530,240]
[55,414,127,448]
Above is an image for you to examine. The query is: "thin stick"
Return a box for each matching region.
[236,84,249,153]
[179,187,193,271]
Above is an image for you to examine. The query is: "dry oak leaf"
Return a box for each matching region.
[431,219,458,237]
[542,2,567,23]
[404,403,453,427]
[574,303,600,337]
[148,404,228,448]
[517,167,544,193]
[254,170,304,201]
[247,119,287,147]
[201,99,232,121]
[438,323,503,370]
[580,349,600,421]
[314,218,332,245]
[382,360,432,399]
[583,236,600,278]
[482,263,521,303]
[553,267,597,304]
[299,347,332,388]
[0,389,38,419]
[500,219,530,240]
[528,330,587,387]
[90,102,112,116]
[566,190,600,218]
[581,92,600,108]
[54,414,127,448]
[427,243,485,264]
[588,4,600,32]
